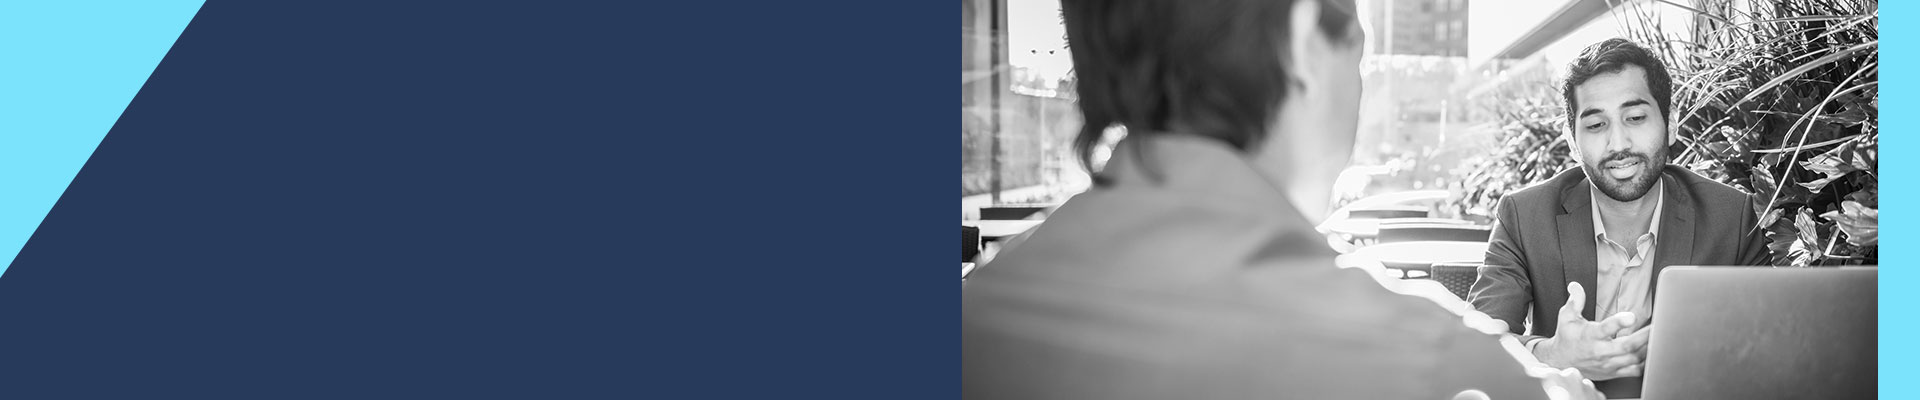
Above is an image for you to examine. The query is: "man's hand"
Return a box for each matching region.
[1532,282,1652,381]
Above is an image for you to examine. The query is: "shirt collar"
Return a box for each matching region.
[1590,178,1665,242]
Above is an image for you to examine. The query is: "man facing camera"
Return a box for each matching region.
[1468,38,1771,398]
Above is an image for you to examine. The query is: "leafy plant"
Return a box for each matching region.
[1621,0,1876,266]
[1448,87,1574,223]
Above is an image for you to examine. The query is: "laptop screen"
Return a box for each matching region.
[1640,266,1875,400]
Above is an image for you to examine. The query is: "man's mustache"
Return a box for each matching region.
[1600,151,1650,165]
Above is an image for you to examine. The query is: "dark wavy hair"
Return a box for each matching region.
[1061,0,1359,183]
[1562,38,1674,132]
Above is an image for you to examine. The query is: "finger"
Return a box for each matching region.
[1540,368,1584,400]
[1560,282,1587,324]
[1598,311,1637,338]
[1598,353,1643,371]
[1615,325,1653,353]
[1556,367,1589,385]
[1616,363,1644,378]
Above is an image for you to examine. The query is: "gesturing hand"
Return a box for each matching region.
[1532,282,1652,381]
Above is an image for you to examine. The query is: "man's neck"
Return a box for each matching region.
[1594,178,1663,241]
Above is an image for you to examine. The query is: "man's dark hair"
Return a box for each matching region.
[1562,38,1674,132]
[1062,0,1358,182]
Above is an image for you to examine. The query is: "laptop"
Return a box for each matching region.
[1639,266,1876,400]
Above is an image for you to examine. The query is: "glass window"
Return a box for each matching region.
[961,0,1087,209]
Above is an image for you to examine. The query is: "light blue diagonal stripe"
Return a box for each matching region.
[0,1,205,277]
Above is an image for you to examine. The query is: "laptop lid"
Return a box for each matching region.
[1641,266,1875,400]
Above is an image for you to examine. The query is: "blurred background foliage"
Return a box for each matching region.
[1447,83,1574,224]
[1451,0,1876,266]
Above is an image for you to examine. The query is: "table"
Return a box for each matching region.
[1323,218,1382,238]
[1324,217,1473,238]
[963,220,1042,240]
[1346,205,1429,219]
[1348,241,1488,277]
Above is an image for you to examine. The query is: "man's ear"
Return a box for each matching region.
[1666,121,1679,146]
[1285,0,1319,91]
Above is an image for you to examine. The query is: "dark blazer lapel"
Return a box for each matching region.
[1556,182,1600,320]
[1650,174,1695,308]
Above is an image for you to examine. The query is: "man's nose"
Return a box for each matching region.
[1605,123,1633,153]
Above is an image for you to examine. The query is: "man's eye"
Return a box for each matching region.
[1628,115,1646,122]
[1586,122,1605,131]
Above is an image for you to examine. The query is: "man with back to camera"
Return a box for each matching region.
[1468,38,1771,398]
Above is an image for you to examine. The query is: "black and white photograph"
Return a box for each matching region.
[961,0,1878,398]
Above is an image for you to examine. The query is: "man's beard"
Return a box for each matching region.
[1584,149,1666,202]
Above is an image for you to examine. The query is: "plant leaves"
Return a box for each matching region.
[1820,200,1878,247]
[1724,40,1876,113]
[1751,164,1815,207]
[1854,136,1878,174]
[1706,142,1736,160]
[1823,92,1875,126]
[1763,208,1813,267]
[1846,187,1877,209]
[1795,208,1820,250]
[1786,209,1822,266]
[1797,140,1871,191]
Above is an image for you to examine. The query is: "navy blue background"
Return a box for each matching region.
[0,1,947,397]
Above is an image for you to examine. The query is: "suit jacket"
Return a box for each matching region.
[964,135,1546,399]
[1468,165,1770,397]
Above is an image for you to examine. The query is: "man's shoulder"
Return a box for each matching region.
[1662,166,1761,229]
[1665,165,1752,203]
